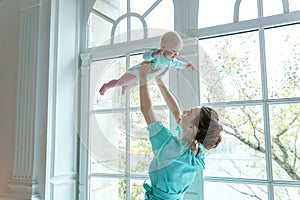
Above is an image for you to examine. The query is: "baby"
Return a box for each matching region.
[99,31,195,95]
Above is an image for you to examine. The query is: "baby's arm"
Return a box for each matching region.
[172,59,195,71]
[185,63,196,71]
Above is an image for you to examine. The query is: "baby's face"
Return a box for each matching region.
[164,49,179,60]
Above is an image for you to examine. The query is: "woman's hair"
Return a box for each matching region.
[193,106,223,150]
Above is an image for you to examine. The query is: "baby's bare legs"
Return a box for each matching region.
[121,82,137,95]
[99,79,118,95]
[99,72,137,95]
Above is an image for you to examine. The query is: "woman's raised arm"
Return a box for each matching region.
[155,69,182,124]
[139,62,157,125]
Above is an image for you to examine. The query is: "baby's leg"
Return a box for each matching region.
[117,72,137,86]
[121,82,137,95]
[99,79,118,95]
[99,72,137,95]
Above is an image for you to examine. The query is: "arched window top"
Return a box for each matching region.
[88,0,174,47]
[198,0,300,28]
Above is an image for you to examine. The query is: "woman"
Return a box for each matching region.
[139,62,223,200]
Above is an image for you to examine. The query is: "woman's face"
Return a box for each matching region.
[180,107,202,140]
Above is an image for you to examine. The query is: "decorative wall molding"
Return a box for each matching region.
[13,5,39,180]
[0,2,42,200]
[19,0,40,10]
[50,173,77,185]
[0,180,40,200]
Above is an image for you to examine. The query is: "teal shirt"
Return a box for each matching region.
[144,121,205,200]
[127,48,186,83]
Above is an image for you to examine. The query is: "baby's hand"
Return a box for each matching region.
[152,49,164,57]
[186,63,195,71]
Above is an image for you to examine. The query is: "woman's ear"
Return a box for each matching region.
[188,124,198,136]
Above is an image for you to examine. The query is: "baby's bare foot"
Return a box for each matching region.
[99,84,107,95]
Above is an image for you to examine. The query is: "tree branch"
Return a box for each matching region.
[223,123,265,153]
[277,110,300,137]
[272,153,300,180]
[227,184,263,200]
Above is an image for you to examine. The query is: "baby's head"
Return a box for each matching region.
[160,31,182,59]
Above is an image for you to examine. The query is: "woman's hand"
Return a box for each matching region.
[189,140,199,156]
[139,61,159,78]
[151,49,164,57]
[155,68,168,83]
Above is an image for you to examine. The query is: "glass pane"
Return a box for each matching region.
[129,54,167,107]
[93,0,126,21]
[130,18,145,41]
[130,111,152,174]
[265,25,300,99]
[89,13,113,47]
[199,32,261,102]
[129,53,143,107]
[92,58,126,109]
[131,179,147,199]
[198,0,235,28]
[263,0,283,17]
[269,104,300,181]
[144,0,174,31]
[204,182,268,200]
[130,111,170,174]
[204,106,266,179]
[90,113,126,173]
[90,0,126,46]
[113,20,128,44]
[89,0,174,46]
[290,0,300,12]
[89,177,126,200]
[239,0,258,21]
[274,186,300,200]
[131,0,157,15]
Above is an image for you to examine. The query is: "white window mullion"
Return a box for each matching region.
[257,0,264,18]
[258,27,275,200]
[282,0,290,13]
[127,0,131,42]
[125,53,131,200]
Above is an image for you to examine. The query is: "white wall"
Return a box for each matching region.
[0,0,19,194]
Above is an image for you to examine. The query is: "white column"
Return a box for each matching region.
[0,1,42,200]
[173,0,199,34]
[45,0,81,199]
[172,0,200,109]
[172,1,203,200]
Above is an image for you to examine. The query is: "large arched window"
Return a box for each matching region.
[78,0,300,199]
